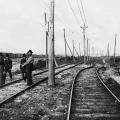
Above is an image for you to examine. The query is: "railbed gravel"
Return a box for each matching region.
[0,65,84,120]
[99,67,120,101]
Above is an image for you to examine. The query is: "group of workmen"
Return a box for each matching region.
[0,50,34,86]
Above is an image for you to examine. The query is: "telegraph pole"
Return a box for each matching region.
[92,46,94,57]
[87,38,89,61]
[79,43,81,57]
[81,24,88,64]
[113,34,117,64]
[64,29,67,62]
[48,0,55,86]
[45,13,48,69]
[89,43,90,60]
[73,40,75,62]
[107,42,110,58]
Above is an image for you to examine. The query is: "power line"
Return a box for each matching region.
[55,14,71,30]
[55,14,77,34]
[67,0,81,27]
[76,0,85,24]
[79,0,87,25]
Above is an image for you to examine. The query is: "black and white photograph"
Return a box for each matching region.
[0,0,120,120]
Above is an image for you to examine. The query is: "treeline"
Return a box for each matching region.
[0,52,45,58]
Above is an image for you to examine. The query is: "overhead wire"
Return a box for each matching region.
[55,14,76,34]
[76,0,85,25]
[67,0,81,27]
[79,0,87,25]
[41,1,73,32]
[42,0,82,56]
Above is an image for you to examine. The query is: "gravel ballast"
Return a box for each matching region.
[0,65,84,120]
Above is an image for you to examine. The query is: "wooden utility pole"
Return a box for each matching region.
[107,43,110,58]
[45,13,48,69]
[79,43,81,57]
[88,43,90,60]
[64,29,67,62]
[113,34,117,64]
[92,46,94,57]
[81,24,88,64]
[48,0,55,86]
[73,40,75,62]
[87,38,89,61]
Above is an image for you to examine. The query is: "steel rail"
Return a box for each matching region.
[66,66,93,120]
[0,64,68,89]
[96,67,120,103]
[0,63,81,107]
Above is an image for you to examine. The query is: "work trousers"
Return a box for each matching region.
[26,70,32,86]
[21,70,26,81]
[26,63,33,86]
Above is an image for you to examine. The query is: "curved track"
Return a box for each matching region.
[67,67,120,120]
[0,63,80,107]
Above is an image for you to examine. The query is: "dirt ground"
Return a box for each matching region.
[0,65,84,120]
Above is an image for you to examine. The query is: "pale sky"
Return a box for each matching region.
[0,0,120,56]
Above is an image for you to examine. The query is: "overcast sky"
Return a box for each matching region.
[0,0,120,56]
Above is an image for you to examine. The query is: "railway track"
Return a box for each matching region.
[0,63,80,107]
[67,67,120,120]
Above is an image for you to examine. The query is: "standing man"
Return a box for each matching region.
[4,54,13,80]
[22,50,34,86]
[0,53,5,85]
[20,53,26,81]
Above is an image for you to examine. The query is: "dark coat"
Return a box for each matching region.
[20,58,26,72]
[0,58,4,72]
[4,58,12,71]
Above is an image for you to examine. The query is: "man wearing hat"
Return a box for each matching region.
[20,53,26,81]
[22,50,34,86]
[0,53,5,85]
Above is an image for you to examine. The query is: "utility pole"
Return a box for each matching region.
[79,43,81,57]
[92,46,94,57]
[106,42,110,58]
[113,34,117,64]
[89,43,90,60]
[45,13,48,69]
[64,29,67,62]
[81,24,88,64]
[48,0,55,86]
[73,40,75,62]
[87,38,89,61]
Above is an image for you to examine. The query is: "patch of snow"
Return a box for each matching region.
[110,75,120,85]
